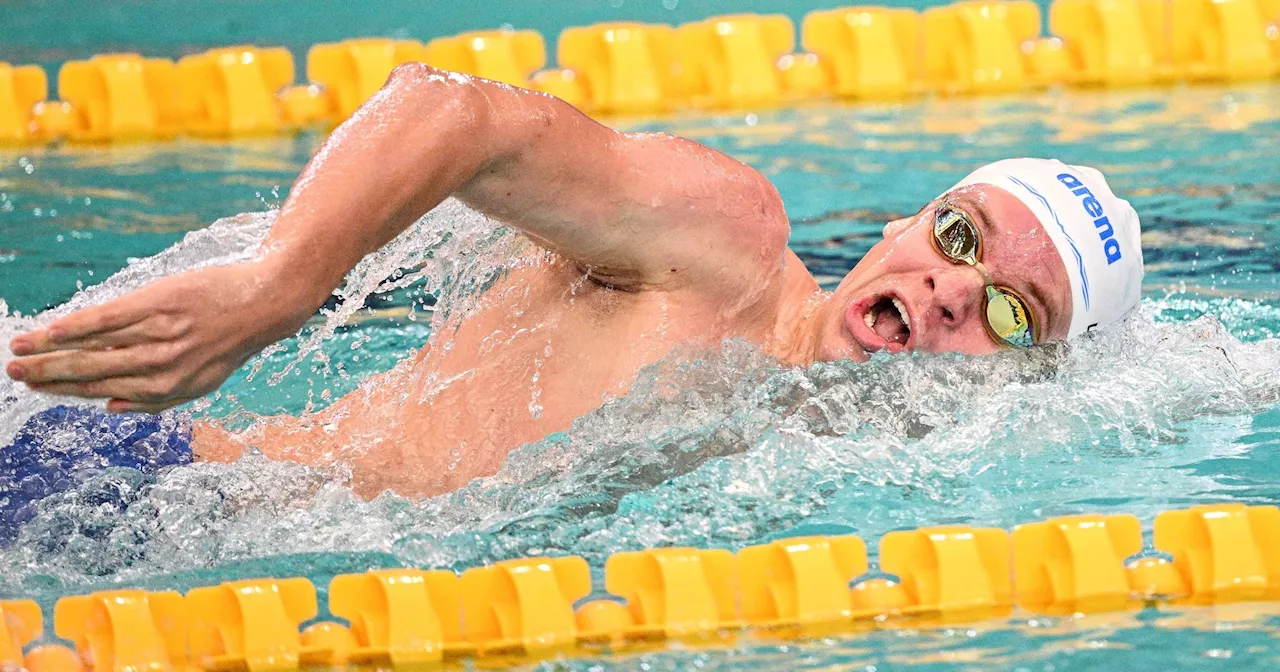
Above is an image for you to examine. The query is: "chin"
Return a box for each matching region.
[816,337,871,363]
[808,299,870,363]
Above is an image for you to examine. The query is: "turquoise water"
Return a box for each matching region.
[3,65,1280,672]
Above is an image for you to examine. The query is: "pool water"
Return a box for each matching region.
[2,82,1280,670]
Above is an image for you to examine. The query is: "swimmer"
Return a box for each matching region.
[4,65,1144,502]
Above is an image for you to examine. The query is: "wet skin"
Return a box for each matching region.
[5,66,1072,498]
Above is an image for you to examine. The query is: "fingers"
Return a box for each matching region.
[12,319,168,357]
[107,397,194,414]
[50,298,151,342]
[9,298,151,355]
[7,345,169,384]
[24,375,180,404]
[9,328,53,356]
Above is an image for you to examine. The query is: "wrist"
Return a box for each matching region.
[249,252,331,333]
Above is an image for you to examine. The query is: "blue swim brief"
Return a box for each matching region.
[0,405,192,543]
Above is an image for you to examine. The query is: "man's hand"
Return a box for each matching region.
[6,260,313,413]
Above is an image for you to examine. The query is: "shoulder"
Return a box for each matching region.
[624,131,792,263]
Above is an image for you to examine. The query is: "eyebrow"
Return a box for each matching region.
[955,194,1056,341]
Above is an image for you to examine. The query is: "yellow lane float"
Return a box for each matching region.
[558,22,684,114]
[177,45,295,136]
[923,0,1042,94]
[57,53,180,141]
[0,63,47,143]
[12,504,1280,670]
[1,0,1277,145]
[803,7,918,98]
[424,29,546,88]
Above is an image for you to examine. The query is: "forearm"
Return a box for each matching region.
[255,64,501,308]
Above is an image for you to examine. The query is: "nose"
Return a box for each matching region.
[882,217,912,239]
[923,265,986,331]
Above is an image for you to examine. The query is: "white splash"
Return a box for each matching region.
[0,202,1278,597]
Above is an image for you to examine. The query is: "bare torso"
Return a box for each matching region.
[198,247,820,498]
[12,65,831,496]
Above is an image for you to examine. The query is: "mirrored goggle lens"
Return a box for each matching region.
[985,286,1035,348]
[934,206,979,264]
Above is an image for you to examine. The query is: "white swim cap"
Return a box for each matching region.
[949,158,1144,338]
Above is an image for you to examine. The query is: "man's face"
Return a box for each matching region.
[816,184,1074,362]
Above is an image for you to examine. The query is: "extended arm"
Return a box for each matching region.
[261,63,789,295]
[6,65,789,411]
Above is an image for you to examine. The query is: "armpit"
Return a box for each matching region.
[575,261,647,292]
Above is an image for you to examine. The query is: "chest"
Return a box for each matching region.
[401,263,722,444]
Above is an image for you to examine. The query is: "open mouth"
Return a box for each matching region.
[846,292,912,353]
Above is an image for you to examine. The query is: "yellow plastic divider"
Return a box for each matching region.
[58,53,180,141]
[424,29,546,88]
[28,101,80,143]
[924,0,1042,94]
[459,556,591,653]
[298,622,356,665]
[185,578,334,670]
[880,525,1013,613]
[1268,0,1280,67]
[529,68,591,109]
[276,84,333,128]
[1154,503,1280,602]
[307,38,426,121]
[22,644,83,672]
[850,574,912,614]
[738,534,868,626]
[5,5,1280,147]
[557,22,684,113]
[33,503,1280,669]
[1125,554,1189,599]
[1023,36,1074,86]
[1012,514,1142,613]
[1050,0,1161,86]
[328,568,471,664]
[177,45,295,136]
[0,63,47,144]
[603,547,739,636]
[802,7,919,98]
[775,52,831,98]
[0,599,42,669]
[1166,0,1278,81]
[677,14,797,108]
[54,590,187,671]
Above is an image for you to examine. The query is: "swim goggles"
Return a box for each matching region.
[931,202,1037,348]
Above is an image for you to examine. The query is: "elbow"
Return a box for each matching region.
[381,63,561,172]
[385,61,449,89]
[387,60,430,82]
[382,62,490,126]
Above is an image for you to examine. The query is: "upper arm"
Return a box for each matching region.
[455,88,791,292]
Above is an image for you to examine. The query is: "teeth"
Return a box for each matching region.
[891,298,909,328]
[864,311,876,328]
